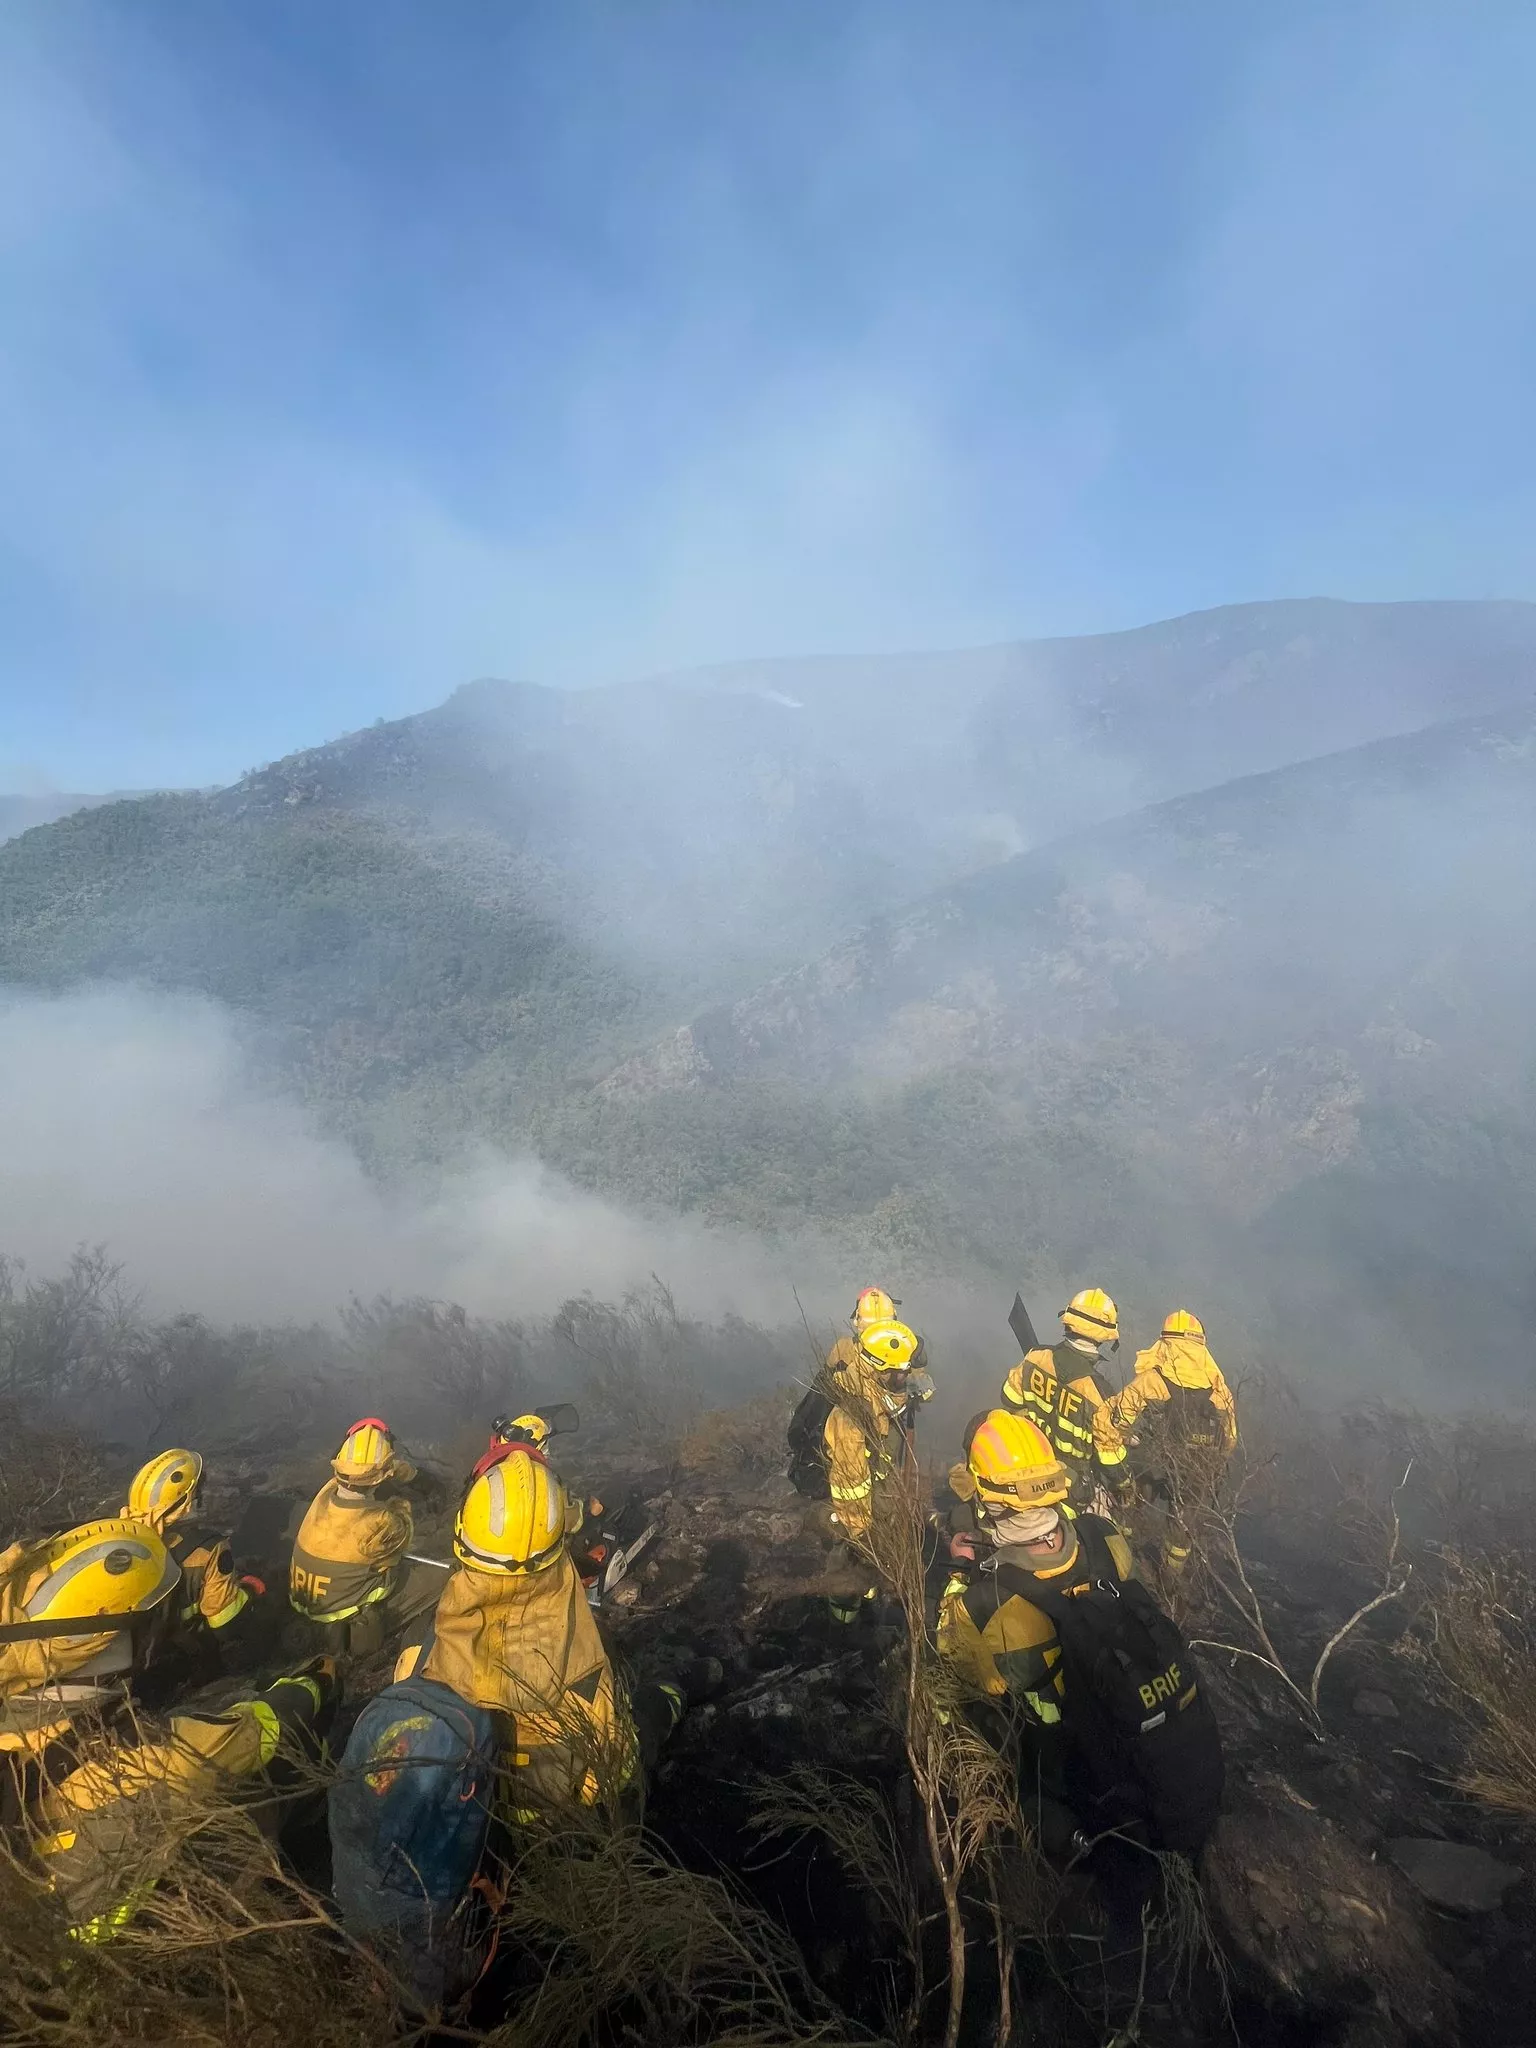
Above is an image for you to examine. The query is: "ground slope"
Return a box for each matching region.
[569,704,1536,1388]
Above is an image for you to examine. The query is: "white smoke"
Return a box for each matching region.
[0,986,810,1326]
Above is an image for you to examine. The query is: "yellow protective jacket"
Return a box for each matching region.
[410,1550,635,1811]
[0,1539,122,1705]
[30,1674,323,1940]
[164,1523,248,1633]
[289,1481,413,1623]
[938,1515,1135,1725]
[1000,1342,1128,1478]
[821,1345,909,1540]
[1112,1337,1237,1453]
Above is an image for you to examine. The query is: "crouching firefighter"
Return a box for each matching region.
[331,1455,710,2012]
[289,1419,440,1658]
[1000,1287,1131,1515]
[939,1410,1223,1952]
[788,1317,933,1625]
[124,1448,257,1658]
[0,1521,181,1790]
[1112,1310,1237,1577]
[26,1660,338,1944]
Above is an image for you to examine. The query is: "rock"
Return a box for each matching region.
[1205,1772,1457,2038]
[1352,1689,1400,1720]
[608,1579,641,1607]
[1385,1838,1521,1914]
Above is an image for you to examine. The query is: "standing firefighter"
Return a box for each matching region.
[124,1449,253,1647]
[1112,1310,1237,1575]
[788,1316,933,1625]
[290,1418,425,1657]
[1000,1287,1130,1510]
[939,1410,1222,1961]
[825,1286,897,1372]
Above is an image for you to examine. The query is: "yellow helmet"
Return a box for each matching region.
[963,1410,1071,1510]
[125,1449,204,1531]
[1162,1309,1205,1341]
[22,1519,181,1635]
[852,1286,898,1331]
[857,1320,920,1374]
[332,1417,399,1488]
[495,1412,553,1451]
[454,1453,568,1574]
[1061,1287,1119,1345]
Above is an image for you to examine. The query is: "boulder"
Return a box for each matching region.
[1352,1689,1401,1720]
[1205,1772,1457,2043]
[1385,1838,1521,1914]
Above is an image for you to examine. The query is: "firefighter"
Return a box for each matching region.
[939,1410,1222,1963]
[1113,1310,1237,1453]
[27,1661,338,1943]
[289,1419,437,1658]
[393,1456,694,1819]
[1112,1310,1237,1574]
[816,1318,932,1624]
[826,1286,932,1381]
[123,1448,255,1648]
[999,1287,1130,1510]
[0,1520,181,1767]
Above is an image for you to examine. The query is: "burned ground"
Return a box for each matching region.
[3,1281,1535,2046]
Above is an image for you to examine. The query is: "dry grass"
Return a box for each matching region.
[482,1815,876,2048]
[829,1366,1051,2048]
[0,1804,402,2048]
[747,1763,925,2043]
[1412,1551,1536,1820]
[678,1393,797,1482]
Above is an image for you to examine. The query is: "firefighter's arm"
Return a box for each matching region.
[936,1579,997,1697]
[364,1498,415,1569]
[1110,1371,1160,1435]
[980,1592,1064,1724]
[197,1541,250,1631]
[1088,1385,1130,1475]
[1000,1360,1027,1408]
[1208,1363,1238,1448]
[824,1407,874,1538]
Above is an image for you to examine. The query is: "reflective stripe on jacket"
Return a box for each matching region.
[938,1515,1134,1723]
[167,1524,248,1632]
[289,1482,412,1622]
[31,1675,322,1938]
[820,1347,911,1540]
[1000,1342,1127,1473]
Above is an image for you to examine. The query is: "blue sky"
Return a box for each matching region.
[3,0,1534,789]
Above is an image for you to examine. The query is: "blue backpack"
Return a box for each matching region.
[329,1675,500,2003]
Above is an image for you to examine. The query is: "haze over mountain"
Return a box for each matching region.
[0,791,138,844]
[2,596,1533,1389]
[590,701,1536,1391]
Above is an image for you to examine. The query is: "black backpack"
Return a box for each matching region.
[786,1386,836,1499]
[995,1518,1224,1854]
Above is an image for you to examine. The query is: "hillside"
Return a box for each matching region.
[3,598,1534,1170]
[562,703,1536,1390]
[0,790,133,842]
